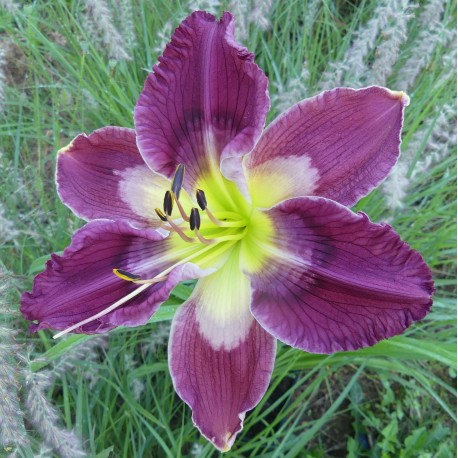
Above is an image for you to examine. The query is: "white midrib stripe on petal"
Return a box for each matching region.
[195,249,253,351]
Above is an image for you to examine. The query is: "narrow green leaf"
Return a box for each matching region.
[27,251,63,275]
[30,334,93,372]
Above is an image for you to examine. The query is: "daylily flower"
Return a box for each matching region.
[21,11,434,452]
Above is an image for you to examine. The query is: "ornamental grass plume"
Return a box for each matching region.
[272,61,310,114]
[229,0,273,40]
[0,202,18,244]
[320,0,412,89]
[0,0,19,14]
[0,42,6,115]
[188,0,220,16]
[153,20,175,56]
[0,270,103,456]
[369,1,413,86]
[0,273,29,453]
[383,98,457,210]
[52,335,108,378]
[22,334,105,457]
[24,368,87,458]
[114,0,137,52]
[21,11,434,451]
[395,0,449,91]
[382,29,456,210]
[82,0,130,61]
[0,325,29,451]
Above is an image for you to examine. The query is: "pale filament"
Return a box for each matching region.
[194,228,248,245]
[166,216,196,243]
[194,229,213,245]
[204,206,226,226]
[175,196,190,222]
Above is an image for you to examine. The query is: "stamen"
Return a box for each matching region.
[196,189,225,226]
[189,208,201,231]
[196,189,207,210]
[171,164,185,199]
[163,190,174,216]
[175,195,190,222]
[155,208,168,222]
[166,215,196,243]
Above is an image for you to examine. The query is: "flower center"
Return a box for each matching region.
[160,163,274,274]
[113,163,274,284]
[155,187,247,246]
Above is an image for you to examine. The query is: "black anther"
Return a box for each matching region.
[171,164,185,199]
[196,189,207,210]
[189,208,201,231]
[163,190,174,216]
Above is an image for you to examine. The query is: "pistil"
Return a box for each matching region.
[52,282,151,339]
[113,269,168,285]
[53,237,239,339]
[194,229,248,244]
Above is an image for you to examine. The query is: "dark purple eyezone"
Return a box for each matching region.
[163,190,174,216]
[189,207,201,231]
[155,208,168,222]
[172,164,185,199]
[196,189,207,210]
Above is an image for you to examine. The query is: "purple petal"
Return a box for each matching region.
[21,220,204,333]
[57,127,171,227]
[134,11,269,190]
[169,302,276,452]
[246,87,409,207]
[249,197,434,353]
